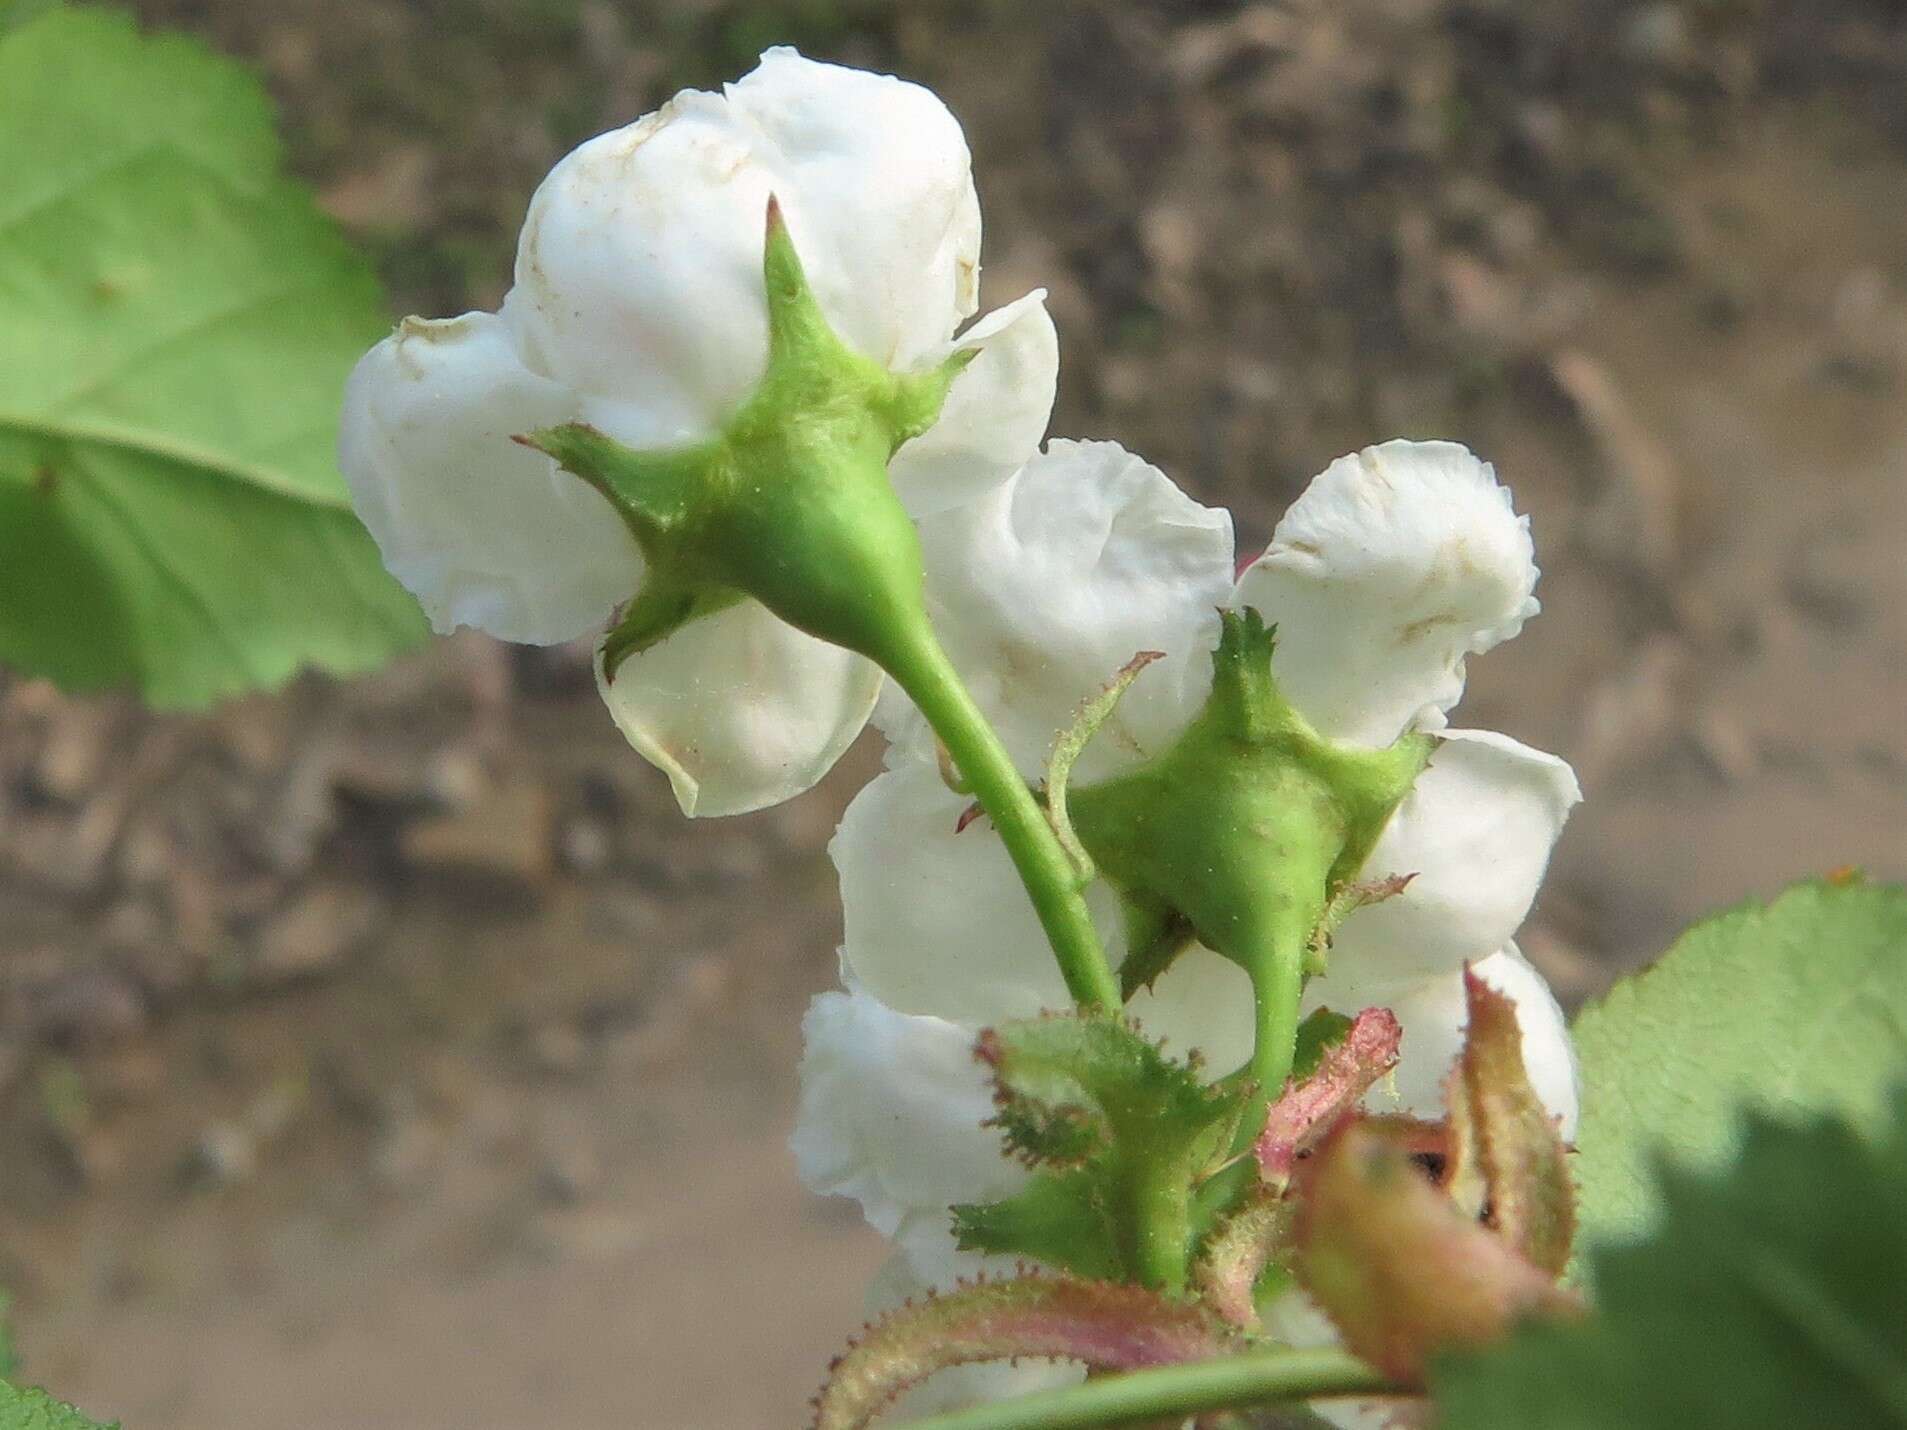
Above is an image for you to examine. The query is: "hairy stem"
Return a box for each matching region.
[901,1346,1394,1430]
[1131,1160,1196,1294]
[883,627,1122,1013]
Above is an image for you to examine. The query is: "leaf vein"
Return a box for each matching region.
[47,274,341,414]
[0,412,349,509]
[65,443,272,686]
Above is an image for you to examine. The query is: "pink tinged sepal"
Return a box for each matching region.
[1292,973,1583,1385]
[811,1271,1245,1430]
[1293,1118,1581,1386]
[1257,1007,1405,1188]
[1443,966,1578,1275]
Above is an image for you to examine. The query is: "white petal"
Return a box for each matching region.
[887,291,1059,518]
[1234,439,1540,745]
[1301,944,1580,1139]
[792,990,1020,1239]
[891,440,1235,782]
[507,49,977,442]
[595,600,880,817]
[887,1210,1023,1299]
[831,761,1259,1071]
[1330,728,1581,980]
[865,1245,1085,1421]
[830,764,1256,1081]
[1123,943,1258,1080]
[729,48,981,365]
[338,312,638,644]
[832,763,1113,1024]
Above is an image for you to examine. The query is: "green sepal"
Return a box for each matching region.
[1044,649,1166,885]
[975,1012,1239,1166]
[955,1012,1251,1292]
[599,582,744,680]
[1203,606,1294,745]
[514,423,708,544]
[882,346,980,449]
[952,1171,1124,1282]
[1308,873,1417,975]
[1117,896,1198,1002]
[500,428,748,678]
[1068,609,1433,991]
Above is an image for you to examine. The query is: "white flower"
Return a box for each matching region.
[340,48,1058,816]
[847,437,1578,1031]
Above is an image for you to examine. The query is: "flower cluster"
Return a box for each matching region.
[339,46,1583,1425]
[795,438,1581,1415]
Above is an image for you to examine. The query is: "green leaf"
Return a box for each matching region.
[0,6,426,707]
[1571,879,1907,1252]
[0,1380,117,1430]
[0,0,58,33]
[1435,1092,1907,1429]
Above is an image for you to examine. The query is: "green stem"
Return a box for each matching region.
[883,625,1122,1013]
[1130,1163,1194,1294]
[1229,913,1309,1158]
[1250,933,1305,1107]
[901,1347,1395,1430]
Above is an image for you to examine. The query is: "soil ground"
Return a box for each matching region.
[3,2,1905,1426]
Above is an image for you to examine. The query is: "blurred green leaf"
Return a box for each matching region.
[1569,879,1907,1256]
[1435,1092,1907,1429]
[0,0,59,33]
[0,1379,117,1430]
[0,7,426,707]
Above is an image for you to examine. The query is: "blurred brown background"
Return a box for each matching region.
[2,1,1904,1425]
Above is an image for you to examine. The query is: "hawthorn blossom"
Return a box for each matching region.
[340,47,1057,816]
[794,437,1580,1413]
